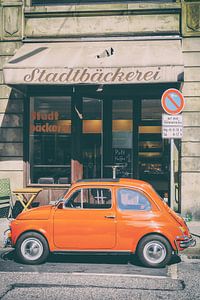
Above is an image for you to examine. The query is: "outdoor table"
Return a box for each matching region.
[12,188,43,211]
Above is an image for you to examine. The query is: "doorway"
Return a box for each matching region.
[80,94,170,199]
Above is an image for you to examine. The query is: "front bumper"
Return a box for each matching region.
[3,228,12,248]
[175,235,196,250]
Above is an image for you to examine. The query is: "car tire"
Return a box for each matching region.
[137,234,172,268]
[15,232,49,265]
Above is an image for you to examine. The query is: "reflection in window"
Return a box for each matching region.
[141,99,162,120]
[112,99,133,178]
[117,188,151,211]
[65,188,112,209]
[29,97,71,184]
[32,0,175,6]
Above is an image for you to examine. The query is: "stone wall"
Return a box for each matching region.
[181,1,200,220]
[0,1,23,189]
[182,37,200,220]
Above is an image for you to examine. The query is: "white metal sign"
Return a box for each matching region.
[162,114,183,139]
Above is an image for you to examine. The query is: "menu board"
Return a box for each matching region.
[112,148,132,178]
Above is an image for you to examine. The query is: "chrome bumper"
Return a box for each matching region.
[3,229,12,248]
[176,235,196,249]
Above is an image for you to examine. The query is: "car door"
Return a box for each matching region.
[53,187,116,249]
[116,187,155,250]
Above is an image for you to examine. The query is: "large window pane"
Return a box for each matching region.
[82,97,102,179]
[29,96,71,184]
[142,99,162,120]
[112,99,133,178]
[32,1,175,6]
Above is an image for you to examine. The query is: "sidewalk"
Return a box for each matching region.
[0,217,199,256]
[182,221,200,257]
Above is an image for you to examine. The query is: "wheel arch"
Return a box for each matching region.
[15,229,50,250]
[134,232,174,254]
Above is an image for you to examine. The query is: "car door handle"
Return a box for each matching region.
[104,215,116,219]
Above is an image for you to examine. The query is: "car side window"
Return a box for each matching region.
[64,190,82,208]
[65,188,112,209]
[117,188,151,211]
[84,188,112,209]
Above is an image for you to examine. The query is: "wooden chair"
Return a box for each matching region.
[0,178,14,219]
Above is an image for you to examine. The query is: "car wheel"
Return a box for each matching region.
[15,232,49,265]
[137,234,172,268]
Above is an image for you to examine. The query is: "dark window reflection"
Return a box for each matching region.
[29,97,71,184]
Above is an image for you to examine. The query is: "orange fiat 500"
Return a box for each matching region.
[5,179,195,268]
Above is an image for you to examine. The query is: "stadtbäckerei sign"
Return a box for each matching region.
[19,66,177,84]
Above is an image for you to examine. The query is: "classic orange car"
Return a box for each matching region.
[5,178,195,267]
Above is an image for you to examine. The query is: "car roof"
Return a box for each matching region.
[72,178,152,190]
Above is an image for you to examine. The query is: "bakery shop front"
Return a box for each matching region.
[3,39,183,201]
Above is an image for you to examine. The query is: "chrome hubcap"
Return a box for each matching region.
[21,238,43,261]
[143,241,166,264]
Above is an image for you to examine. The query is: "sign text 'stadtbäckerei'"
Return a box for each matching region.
[24,67,162,84]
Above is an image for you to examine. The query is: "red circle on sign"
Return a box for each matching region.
[161,88,185,115]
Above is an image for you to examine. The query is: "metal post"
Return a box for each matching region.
[170,138,174,210]
[112,166,117,179]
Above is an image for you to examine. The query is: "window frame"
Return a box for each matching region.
[64,187,112,210]
[28,96,72,186]
[117,187,152,211]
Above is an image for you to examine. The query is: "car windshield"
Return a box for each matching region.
[55,189,68,204]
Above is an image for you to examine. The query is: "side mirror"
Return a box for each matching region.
[57,202,64,209]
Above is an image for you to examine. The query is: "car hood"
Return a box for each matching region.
[16,205,53,220]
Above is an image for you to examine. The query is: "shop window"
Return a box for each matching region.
[139,99,169,196]
[82,98,102,179]
[142,99,162,120]
[112,100,133,178]
[32,1,175,6]
[29,97,71,184]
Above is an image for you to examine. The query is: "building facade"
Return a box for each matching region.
[0,0,200,219]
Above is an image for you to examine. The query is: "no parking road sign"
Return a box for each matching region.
[161,88,185,115]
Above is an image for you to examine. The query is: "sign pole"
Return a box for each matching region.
[170,138,174,209]
[161,88,185,210]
